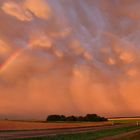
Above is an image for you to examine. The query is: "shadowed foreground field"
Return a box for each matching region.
[119,131,140,140]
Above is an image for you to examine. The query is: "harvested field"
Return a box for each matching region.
[0,120,112,131]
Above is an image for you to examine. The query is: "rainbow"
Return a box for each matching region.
[0,49,24,73]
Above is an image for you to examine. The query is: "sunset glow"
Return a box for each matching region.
[0,0,140,119]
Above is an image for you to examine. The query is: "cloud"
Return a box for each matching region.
[53,48,63,58]
[29,33,52,50]
[119,51,135,64]
[2,1,33,21]
[24,0,51,20]
[83,51,93,61]
[107,57,116,65]
[126,68,138,77]
[0,0,140,119]
[50,28,71,39]
[0,39,10,56]
[2,0,51,21]
[69,40,84,55]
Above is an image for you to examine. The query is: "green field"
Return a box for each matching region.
[119,132,140,140]
[16,125,140,140]
[109,118,140,124]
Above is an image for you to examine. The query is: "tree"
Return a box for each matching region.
[60,115,66,121]
[84,114,98,121]
[84,114,108,122]
[66,116,77,121]
[78,116,84,121]
[46,115,66,121]
[46,114,108,122]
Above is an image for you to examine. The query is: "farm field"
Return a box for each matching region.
[0,120,112,131]
[0,118,140,139]
[109,117,140,124]
[8,125,140,140]
[1,117,140,131]
[119,131,140,140]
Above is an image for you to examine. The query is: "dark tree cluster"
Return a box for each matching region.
[46,114,108,122]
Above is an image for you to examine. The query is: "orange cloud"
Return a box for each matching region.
[2,1,33,21]
[1,0,140,119]
[0,39,10,56]
[120,51,135,64]
[29,34,52,49]
[2,0,51,21]
[24,0,51,20]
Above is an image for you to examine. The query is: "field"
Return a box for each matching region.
[0,118,140,139]
[0,120,111,131]
[14,125,140,140]
[2,117,140,131]
[120,132,140,140]
[109,117,140,124]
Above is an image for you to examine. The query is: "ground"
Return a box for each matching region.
[0,120,111,130]
[0,118,140,139]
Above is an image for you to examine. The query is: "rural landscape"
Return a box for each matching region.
[0,0,140,139]
[0,116,140,139]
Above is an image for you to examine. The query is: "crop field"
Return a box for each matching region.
[0,118,140,139]
[0,120,112,131]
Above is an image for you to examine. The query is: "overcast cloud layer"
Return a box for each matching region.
[0,0,140,119]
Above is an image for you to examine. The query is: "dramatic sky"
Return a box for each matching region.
[0,0,140,119]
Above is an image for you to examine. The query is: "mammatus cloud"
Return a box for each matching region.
[0,0,140,119]
[24,0,51,20]
[2,0,51,21]
[2,1,33,21]
[29,33,52,49]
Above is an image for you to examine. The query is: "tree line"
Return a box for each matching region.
[46,114,108,122]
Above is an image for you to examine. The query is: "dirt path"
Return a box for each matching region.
[0,124,133,140]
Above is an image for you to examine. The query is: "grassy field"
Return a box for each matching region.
[15,125,140,140]
[120,132,140,140]
[109,118,140,124]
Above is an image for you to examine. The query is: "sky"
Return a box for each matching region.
[0,0,140,120]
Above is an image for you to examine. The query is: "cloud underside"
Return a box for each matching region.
[2,0,51,21]
[0,0,140,119]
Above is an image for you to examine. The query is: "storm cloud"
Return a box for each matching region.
[0,0,140,119]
